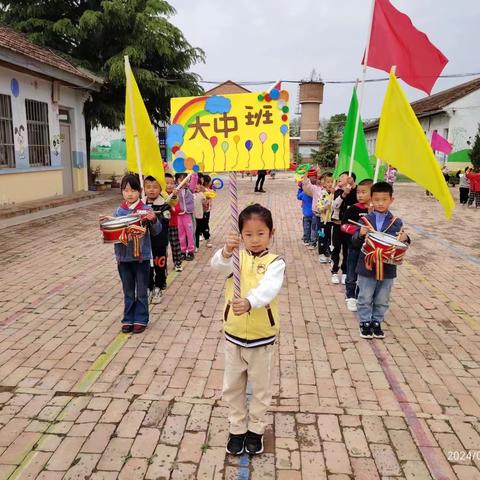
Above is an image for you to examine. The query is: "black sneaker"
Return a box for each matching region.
[245,430,264,455]
[184,252,194,261]
[359,322,373,339]
[226,433,245,455]
[372,321,385,338]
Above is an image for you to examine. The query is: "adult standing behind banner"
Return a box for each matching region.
[255,170,267,193]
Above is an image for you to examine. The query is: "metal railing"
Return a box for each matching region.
[0,94,15,168]
[26,99,51,167]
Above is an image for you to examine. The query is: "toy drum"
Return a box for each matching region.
[362,231,408,265]
[100,215,142,243]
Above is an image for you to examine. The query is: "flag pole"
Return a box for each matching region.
[124,55,144,195]
[374,65,396,182]
[349,0,376,177]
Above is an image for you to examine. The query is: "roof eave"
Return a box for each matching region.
[0,47,102,91]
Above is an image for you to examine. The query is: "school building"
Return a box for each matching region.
[0,25,102,205]
[364,77,480,170]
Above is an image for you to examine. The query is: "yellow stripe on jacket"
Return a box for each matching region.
[223,250,282,344]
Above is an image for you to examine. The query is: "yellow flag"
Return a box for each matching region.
[376,70,454,219]
[125,57,165,190]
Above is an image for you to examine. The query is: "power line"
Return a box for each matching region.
[191,71,480,86]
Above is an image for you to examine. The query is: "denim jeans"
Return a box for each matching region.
[302,216,313,242]
[345,248,360,299]
[356,275,394,324]
[310,215,320,245]
[118,260,150,326]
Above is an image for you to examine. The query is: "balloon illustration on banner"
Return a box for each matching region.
[259,132,267,168]
[221,141,229,170]
[210,136,218,171]
[232,134,241,169]
[245,139,253,169]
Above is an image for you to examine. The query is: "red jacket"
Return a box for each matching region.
[466,171,480,192]
[169,202,181,227]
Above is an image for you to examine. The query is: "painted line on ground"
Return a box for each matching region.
[370,341,452,480]
[405,261,479,330]
[407,222,480,267]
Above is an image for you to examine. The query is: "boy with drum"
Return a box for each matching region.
[352,182,410,339]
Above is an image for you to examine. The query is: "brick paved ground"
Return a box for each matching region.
[0,174,479,480]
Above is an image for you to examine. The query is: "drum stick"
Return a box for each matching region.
[348,219,378,232]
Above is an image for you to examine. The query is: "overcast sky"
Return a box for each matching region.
[170,0,479,120]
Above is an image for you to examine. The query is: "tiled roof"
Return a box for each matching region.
[365,77,480,131]
[204,80,251,95]
[0,24,100,84]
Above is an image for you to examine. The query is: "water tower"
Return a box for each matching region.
[297,71,324,161]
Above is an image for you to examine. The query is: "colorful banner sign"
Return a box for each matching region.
[167,90,290,173]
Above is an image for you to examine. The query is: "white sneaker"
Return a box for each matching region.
[151,287,162,304]
[303,241,310,246]
[308,244,316,250]
[319,254,329,263]
[346,298,357,312]
[206,242,213,248]
[331,273,340,284]
[175,264,183,272]
[341,274,347,285]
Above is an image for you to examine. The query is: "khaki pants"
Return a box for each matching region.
[223,340,274,435]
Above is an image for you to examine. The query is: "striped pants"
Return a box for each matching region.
[168,226,182,266]
[468,191,480,207]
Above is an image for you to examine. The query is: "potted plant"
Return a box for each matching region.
[110,173,120,188]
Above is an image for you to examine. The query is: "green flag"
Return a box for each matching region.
[334,88,373,182]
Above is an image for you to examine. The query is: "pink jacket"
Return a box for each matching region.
[302,178,323,215]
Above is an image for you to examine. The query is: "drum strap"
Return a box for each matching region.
[119,224,147,258]
[362,215,404,280]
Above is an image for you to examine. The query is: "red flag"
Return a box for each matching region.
[364,0,448,94]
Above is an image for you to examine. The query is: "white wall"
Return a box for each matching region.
[0,65,60,169]
[446,89,480,151]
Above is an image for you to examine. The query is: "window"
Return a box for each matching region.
[0,94,15,168]
[26,99,51,166]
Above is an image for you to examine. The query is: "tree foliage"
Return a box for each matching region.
[0,0,205,129]
[311,113,346,168]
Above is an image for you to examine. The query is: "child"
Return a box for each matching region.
[316,172,334,263]
[100,174,161,333]
[144,175,176,303]
[458,167,470,205]
[341,179,373,312]
[165,174,183,273]
[297,178,313,246]
[201,175,214,248]
[352,182,410,339]
[466,167,480,208]
[194,183,208,250]
[175,172,198,260]
[302,171,324,249]
[211,204,285,456]
[330,174,350,284]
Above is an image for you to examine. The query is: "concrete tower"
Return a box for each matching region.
[299,81,324,142]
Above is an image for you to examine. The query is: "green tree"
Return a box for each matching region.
[289,117,300,137]
[469,124,480,169]
[1,0,204,170]
[311,113,346,168]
